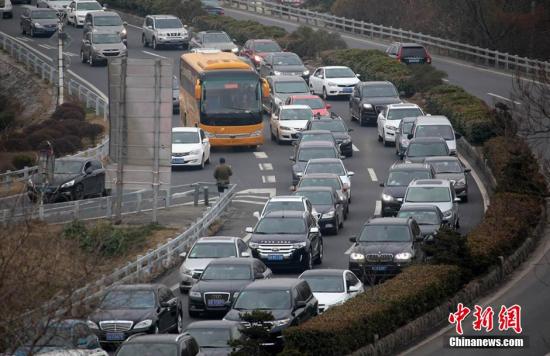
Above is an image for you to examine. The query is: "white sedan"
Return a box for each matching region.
[303,158,354,202]
[65,0,103,27]
[171,127,211,169]
[299,269,364,313]
[309,66,361,100]
[270,104,314,143]
[377,103,424,146]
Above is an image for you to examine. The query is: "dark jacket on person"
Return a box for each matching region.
[214,164,232,185]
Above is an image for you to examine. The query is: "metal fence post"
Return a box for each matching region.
[165,186,171,208]
[5,170,12,191]
[204,186,209,206]
[194,184,200,206]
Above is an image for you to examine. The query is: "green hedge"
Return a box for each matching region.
[282,265,461,355]
[424,84,496,144]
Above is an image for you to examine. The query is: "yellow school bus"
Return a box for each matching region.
[179,51,269,147]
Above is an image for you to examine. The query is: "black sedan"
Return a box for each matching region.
[27,158,106,203]
[294,186,345,235]
[305,113,354,157]
[188,257,272,317]
[184,320,243,355]
[397,204,447,239]
[87,284,182,346]
[424,156,471,201]
[349,81,402,126]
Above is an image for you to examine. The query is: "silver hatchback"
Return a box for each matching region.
[80,31,127,66]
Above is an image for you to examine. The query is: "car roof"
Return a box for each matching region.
[389,162,432,171]
[262,210,308,219]
[408,179,452,187]
[207,257,255,266]
[392,42,425,48]
[295,186,335,193]
[91,11,118,16]
[244,278,303,290]
[300,268,346,277]
[196,236,239,243]
[251,39,278,43]
[301,130,333,135]
[359,81,394,87]
[270,51,298,57]
[280,105,312,110]
[414,115,452,125]
[387,103,421,109]
[301,173,340,179]
[269,195,306,201]
[306,158,343,164]
[289,94,322,100]
[126,333,193,344]
[298,140,336,148]
[270,75,307,82]
[321,66,352,70]
[185,320,241,330]
[424,156,460,162]
[148,15,179,20]
[172,127,200,133]
[399,204,442,212]
[409,137,447,143]
[366,217,411,226]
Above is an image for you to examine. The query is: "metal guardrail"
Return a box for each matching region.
[0,30,110,187]
[222,0,550,75]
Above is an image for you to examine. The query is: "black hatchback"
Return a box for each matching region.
[20,7,58,37]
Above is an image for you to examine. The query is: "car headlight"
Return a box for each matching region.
[443,210,453,219]
[273,70,281,75]
[251,130,262,137]
[303,70,309,76]
[295,171,303,177]
[233,292,240,300]
[134,319,153,329]
[188,149,202,155]
[350,252,365,261]
[381,193,394,201]
[385,125,398,131]
[87,320,99,329]
[189,291,202,298]
[34,22,43,28]
[271,318,291,327]
[280,126,292,131]
[292,241,307,248]
[254,55,262,62]
[322,211,335,218]
[394,252,412,261]
[231,47,239,53]
[248,241,259,249]
[363,103,373,109]
[61,179,75,188]
[327,82,337,86]
[121,28,127,35]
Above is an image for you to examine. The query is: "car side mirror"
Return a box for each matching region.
[254,272,264,279]
[356,74,361,78]
[349,236,356,243]
[464,168,471,173]
[407,133,413,140]
[348,171,355,176]
[310,227,319,234]
[293,300,307,311]
[379,182,385,187]
[252,211,261,220]
[347,284,360,293]
[179,251,187,258]
[289,156,295,162]
[245,227,254,233]
[241,251,251,258]
[202,138,209,143]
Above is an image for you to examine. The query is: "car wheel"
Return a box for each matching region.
[344,205,349,220]
[315,243,323,264]
[188,309,200,318]
[303,250,313,271]
[378,131,383,142]
[205,155,210,164]
[80,51,86,63]
[462,195,468,203]
[176,312,183,334]
[30,27,35,37]
[152,37,158,50]
[339,216,344,228]
[200,154,205,169]
[322,87,329,100]
[72,184,84,201]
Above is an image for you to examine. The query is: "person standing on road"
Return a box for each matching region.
[214,157,232,193]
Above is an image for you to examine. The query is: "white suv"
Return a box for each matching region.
[142,15,189,50]
[254,195,317,220]
[270,104,314,143]
[377,103,424,146]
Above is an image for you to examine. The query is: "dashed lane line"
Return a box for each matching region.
[258,163,273,171]
[487,92,522,105]
[352,144,360,152]
[39,44,56,50]
[374,200,382,216]
[142,50,167,59]
[261,175,276,183]
[367,168,378,182]
[253,151,268,159]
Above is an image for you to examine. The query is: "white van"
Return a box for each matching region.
[410,115,459,155]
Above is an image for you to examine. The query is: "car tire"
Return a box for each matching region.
[303,250,313,271]
[344,205,349,220]
[200,154,205,169]
[314,243,323,264]
[188,309,200,318]
[270,126,275,141]
[359,114,366,127]
[462,195,468,203]
[322,87,329,100]
[205,155,210,164]
[142,34,147,47]
[175,312,183,334]
[152,37,158,50]
[339,217,344,228]
[72,184,84,201]
[80,51,86,63]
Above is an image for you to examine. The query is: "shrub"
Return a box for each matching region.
[27,128,63,149]
[51,102,85,121]
[279,26,347,59]
[466,192,542,274]
[11,154,36,170]
[52,135,82,156]
[408,64,447,94]
[282,265,461,355]
[3,138,32,152]
[0,107,15,133]
[80,123,105,145]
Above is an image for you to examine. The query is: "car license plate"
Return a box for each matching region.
[105,332,125,341]
[371,265,387,271]
[343,87,352,93]
[408,59,420,63]
[207,299,226,307]
[172,158,185,164]
[268,254,284,261]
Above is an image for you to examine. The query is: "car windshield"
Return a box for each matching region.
[306,162,345,175]
[204,33,231,43]
[359,225,411,242]
[201,264,252,280]
[186,328,233,348]
[77,2,102,10]
[264,201,304,214]
[33,11,58,19]
[415,125,455,140]
[189,243,237,258]
[309,120,347,132]
[255,217,306,234]
[386,170,432,186]
[234,290,291,310]
[54,160,82,174]
[280,108,312,120]
[401,122,414,134]
[296,191,333,205]
[398,210,440,225]
[299,178,340,190]
[275,81,309,94]
[93,33,121,44]
[100,290,155,309]
[292,97,324,109]
[300,133,334,142]
[361,85,397,97]
[405,187,451,203]
[430,160,463,173]
[254,41,281,52]
[155,18,183,29]
[35,325,72,347]
[94,15,122,26]
[407,142,448,157]
[172,131,200,144]
[117,344,178,356]
[298,147,337,162]
[273,54,302,66]
[302,276,344,292]
[402,46,427,57]
[388,108,423,120]
[325,67,355,78]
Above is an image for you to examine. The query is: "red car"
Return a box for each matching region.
[285,95,331,116]
[240,39,283,67]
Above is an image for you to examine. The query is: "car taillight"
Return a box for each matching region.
[426,51,432,64]
[396,47,402,61]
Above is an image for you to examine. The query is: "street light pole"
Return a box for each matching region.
[57,15,64,105]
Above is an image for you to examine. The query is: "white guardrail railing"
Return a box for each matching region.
[222,0,550,75]
[0,30,109,187]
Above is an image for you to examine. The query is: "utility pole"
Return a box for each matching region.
[114,57,127,224]
[152,59,161,223]
[57,14,64,106]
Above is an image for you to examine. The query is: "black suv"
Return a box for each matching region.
[386,42,432,64]
[290,140,340,186]
[295,186,345,234]
[305,113,354,157]
[348,217,424,280]
[115,334,200,356]
[380,163,435,217]
[397,204,446,239]
[349,81,402,126]
[88,284,183,345]
[223,278,318,349]
[188,257,272,317]
[246,210,323,271]
[403,137,450,163]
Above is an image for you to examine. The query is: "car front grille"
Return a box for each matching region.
[172,152,191,157]
[204,292,230,307]
[258,243,295,254]
[337,84,354,88]
[365,253,394,262]
[99,320,133,332]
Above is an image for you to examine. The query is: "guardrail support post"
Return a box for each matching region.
[5,170,12,191]
[165,186,171,208]
[73,200,80,219]
[194,184,200,206]
[136,191,142,213]
[106,196,112,219]
[204,186,209,206]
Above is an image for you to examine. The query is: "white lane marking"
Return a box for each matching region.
[344,245,355,255]
[243,233,252,242]
[442,78,450,83]
[63,52,78,57]
[487,92,522,105]
[171,189,195,199]
[232,199,269,205]
[374,200,381,216]
[352,144,360,152]
[367,168,378,182]
[236,188,276,197]
[259,163,273,170]
[39,44,56,50]
[458,153,489,212]
[253,151,268,159]
[261,175,276,183]
[67,69,108,101]
[258,163,263,171]
[142,50,167,59]
[170,283,179,292]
